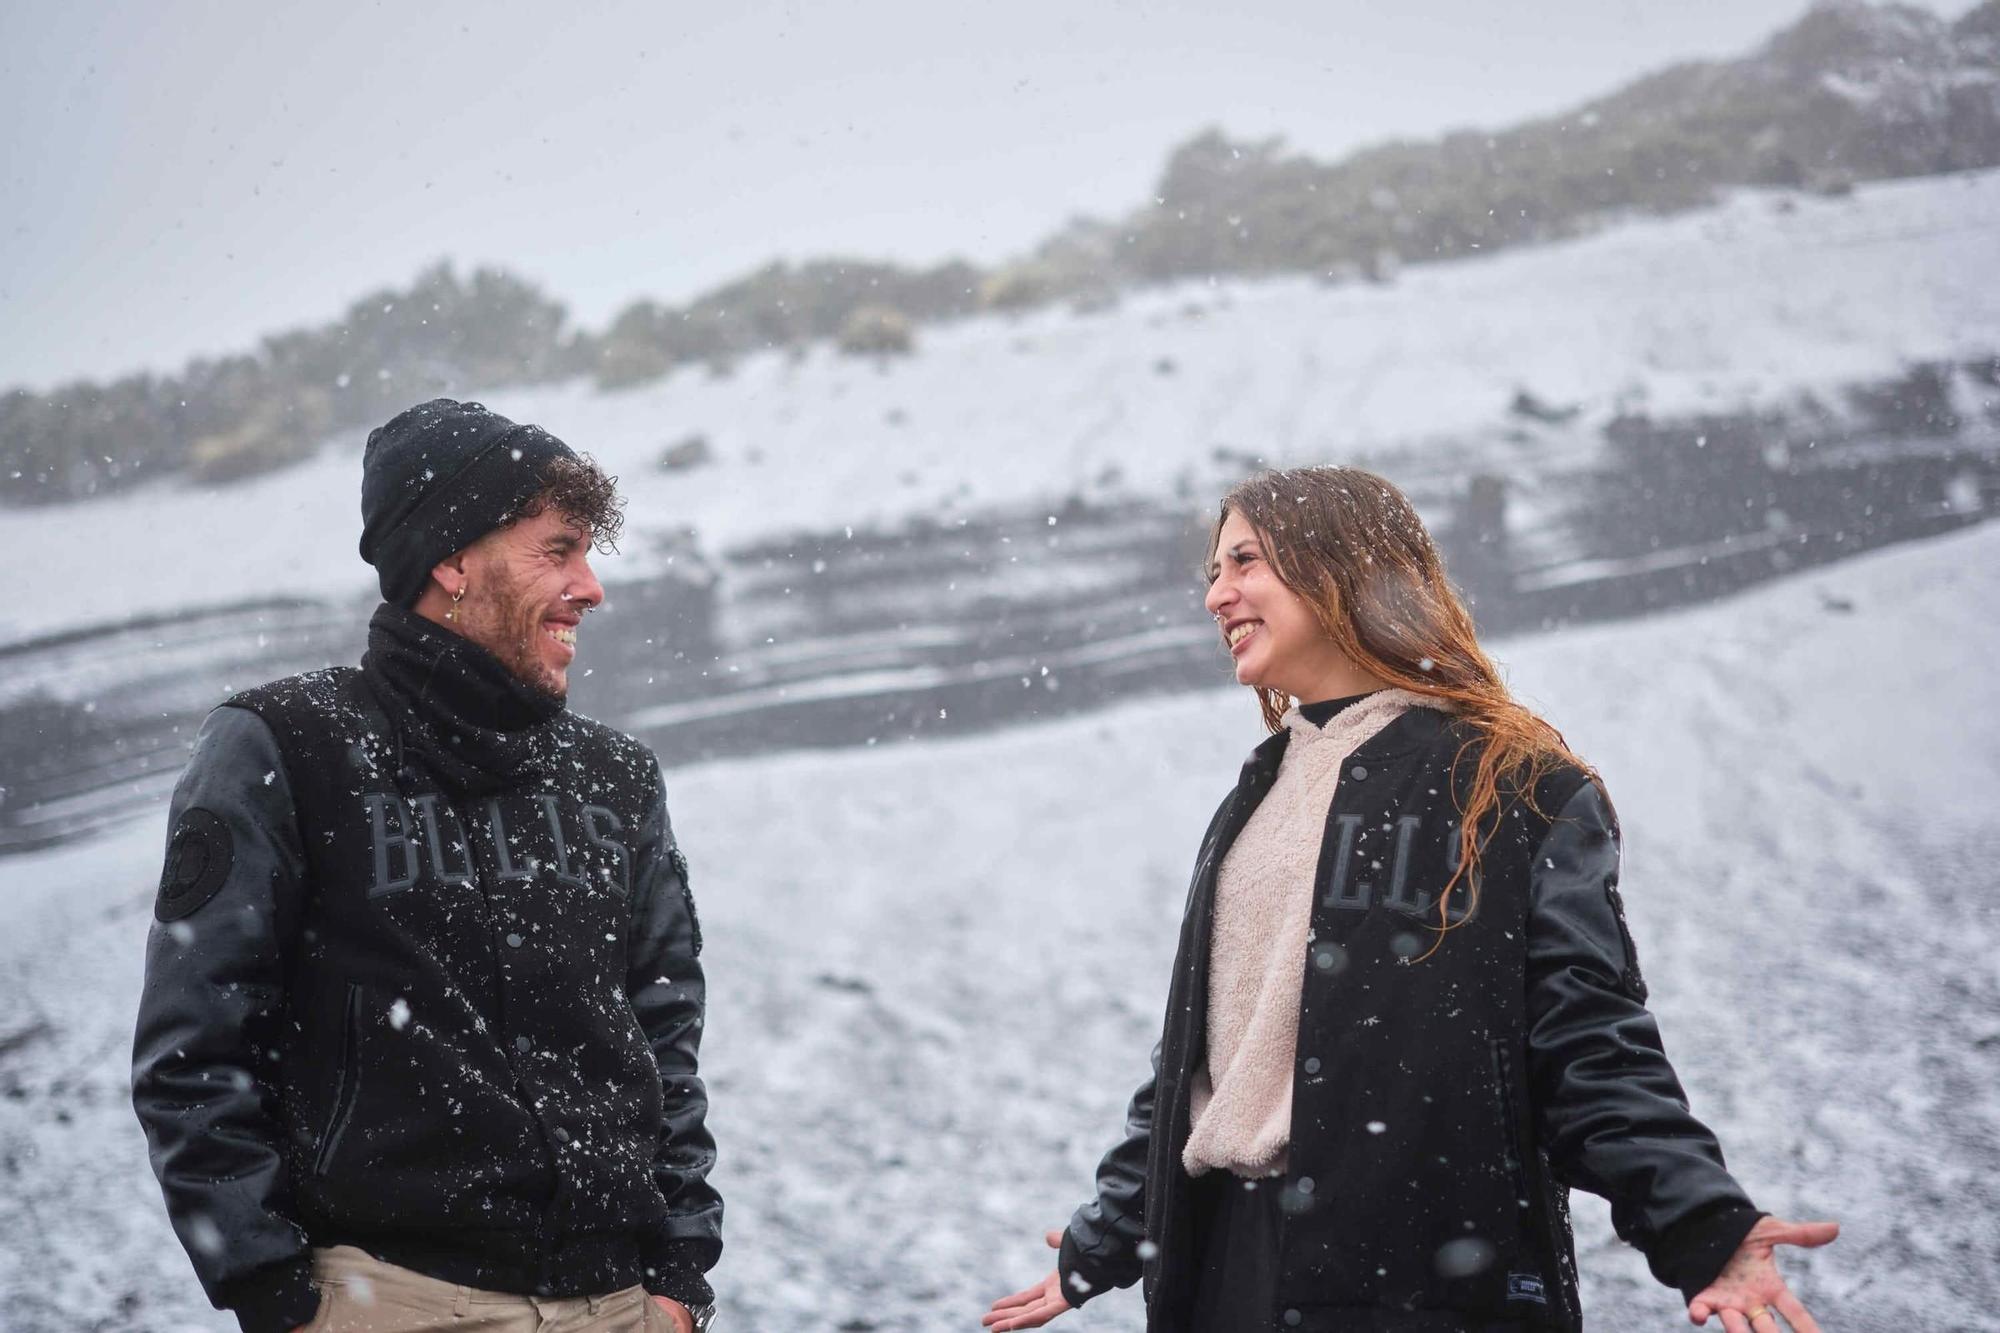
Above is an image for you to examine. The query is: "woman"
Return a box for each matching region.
[983,468,1835,1333]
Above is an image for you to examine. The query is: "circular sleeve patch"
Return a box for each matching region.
[155,808,235,922]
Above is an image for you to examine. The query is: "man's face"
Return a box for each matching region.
[453,508,604,698]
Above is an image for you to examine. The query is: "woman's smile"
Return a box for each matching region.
[1223,619,1262,654]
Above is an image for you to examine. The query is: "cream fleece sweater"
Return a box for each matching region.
[1182,688,1447,1178]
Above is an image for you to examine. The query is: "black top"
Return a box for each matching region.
[1296,690,1380,727]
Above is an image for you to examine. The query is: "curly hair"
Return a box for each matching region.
[513,452,625,553]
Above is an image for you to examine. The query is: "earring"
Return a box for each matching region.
[446,584,466,622]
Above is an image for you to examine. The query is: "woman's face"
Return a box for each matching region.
[1205,509,1354,699]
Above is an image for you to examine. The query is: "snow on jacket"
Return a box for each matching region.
[1058,703,1762,1333]
[131,605,721,1333]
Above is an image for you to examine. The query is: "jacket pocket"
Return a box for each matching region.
[1485,1037,1530,1208]
[312,984,365,1177]
[1488,1035,1572,1322]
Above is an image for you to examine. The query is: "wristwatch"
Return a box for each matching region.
[687,1302,716,1332]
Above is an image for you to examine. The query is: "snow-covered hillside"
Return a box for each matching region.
[3,519,1994,1332]
[6,167,1998,648]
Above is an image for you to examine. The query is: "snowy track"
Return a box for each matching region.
[2,522,1996,1331]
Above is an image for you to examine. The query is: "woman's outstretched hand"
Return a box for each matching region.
[1687,1215,1839,1332]
[982,1229,1074,1331]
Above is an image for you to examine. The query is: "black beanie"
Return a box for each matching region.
[358,399,578,607]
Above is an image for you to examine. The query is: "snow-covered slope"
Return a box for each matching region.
[3,519,1994,1332]
[6,167,1998,648]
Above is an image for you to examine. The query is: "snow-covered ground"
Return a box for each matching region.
[7,166,2000,648]
[3,519,1995,1333]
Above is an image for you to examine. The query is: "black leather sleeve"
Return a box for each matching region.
[624,761,724,1308]
[1525,778,1763,1302]
[130,706,321,1333]
[1057,1040,1160,1305]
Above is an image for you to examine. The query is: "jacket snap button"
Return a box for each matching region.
[1296,1176,1315,1195]
[1283,1311,1302,1327]
[1303,1056,1321,1074]
[553,1126,570,1144]
[1349,764,1368,780]
[514,1035,531,1053]
[506,933,524,948]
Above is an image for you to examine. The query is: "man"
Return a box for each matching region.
[133,399,721,1333]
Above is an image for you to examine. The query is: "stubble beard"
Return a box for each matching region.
[461,562,567,704]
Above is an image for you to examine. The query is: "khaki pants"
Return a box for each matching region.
[301,1246,673,1333]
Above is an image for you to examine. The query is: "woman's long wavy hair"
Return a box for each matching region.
[1212,467,1593,953]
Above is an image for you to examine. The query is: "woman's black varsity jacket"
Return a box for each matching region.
[1057,704,1762,1333]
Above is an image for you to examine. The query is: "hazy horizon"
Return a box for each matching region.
[2,0,1986,391]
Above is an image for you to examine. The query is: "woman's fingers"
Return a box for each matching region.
[984,1271,1072,1330]
[1775,1291,1823,1333]
[986,1295,1067,1331]
[1702,1293,1818,1333]
[985,1281,1046,1312]
[984,1233,1072,1329]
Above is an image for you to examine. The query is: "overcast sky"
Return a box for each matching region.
[0,0,1982,390]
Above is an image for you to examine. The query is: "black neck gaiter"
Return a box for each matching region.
[359,603,566,795]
